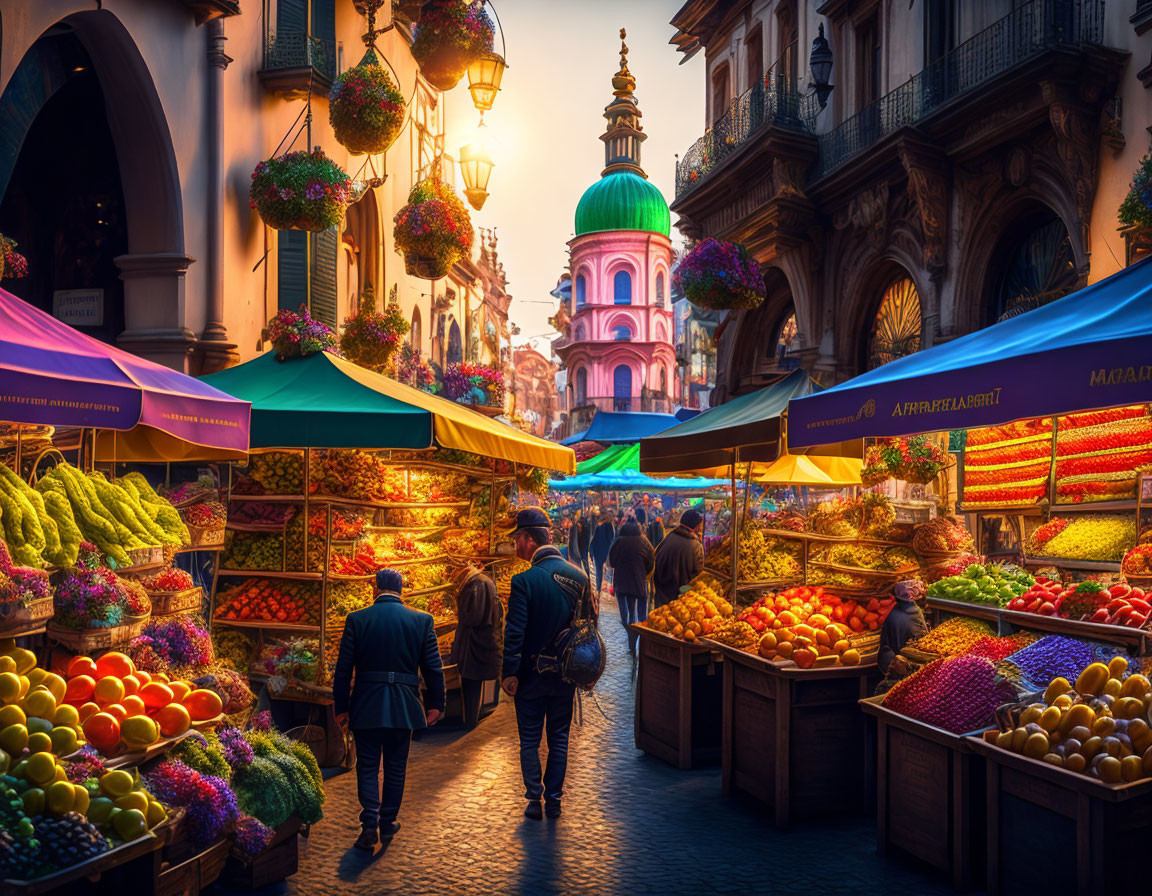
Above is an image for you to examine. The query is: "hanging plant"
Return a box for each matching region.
[1119,152,1152,231]
[393,174,474,280]
[673,238,766,311]
[442,361,504,407]
[411,0,495,91]
[862,436,949,486]
[262,305,338,361]
[249,148,353,231]
[329,48,407,155]
[340,284,410,372]
[390,343,438,392]
[0,235,28,281]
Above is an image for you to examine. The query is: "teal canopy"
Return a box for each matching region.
[549,469,728,493]
[577,444,640,475]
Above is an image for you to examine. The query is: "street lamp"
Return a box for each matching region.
[459,122,495,210]
[809,24,834,109]
[467,51,507,113]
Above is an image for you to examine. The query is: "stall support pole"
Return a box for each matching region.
[730,448,739,586]
[303,450,310,572]
[320,502,332,684]
[488,458,497,554]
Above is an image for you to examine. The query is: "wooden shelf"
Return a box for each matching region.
[1050,500,1140,513]
[998,607,1149,649]
[925,596,1004,622]
[176,544,224,553]
[216,569,324,580]
[329,555,449,580]
[212,619,320,633]
[1022,557,1123,572]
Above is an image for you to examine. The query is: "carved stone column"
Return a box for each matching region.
[897,137,950,284]
[115,253,199,371]
[1042,81,1100,257]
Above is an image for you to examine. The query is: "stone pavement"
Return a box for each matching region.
[209,597,962,896]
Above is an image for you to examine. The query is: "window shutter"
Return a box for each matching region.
[276,0,307,34]
[310,226,339,328]
[277,230,309,312]
[311,0,337,75]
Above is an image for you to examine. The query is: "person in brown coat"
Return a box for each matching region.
[449,563,504,728]
[652,509,704,607]
[608,518,655,653]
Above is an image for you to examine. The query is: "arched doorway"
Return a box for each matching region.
[613,364,632,411]
[0,12,187,365]
[447,319,463,365]
[989,211,1076,323]
[342,187,379,318]
[867,276,921,370]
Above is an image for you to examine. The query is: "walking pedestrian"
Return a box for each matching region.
[589,510,615,594]
[608,517,654,653]
[652,509,705,607]
[502,508,592,820]
[333,569,445,850]
[449,562,503,728]
[567,509,589,572]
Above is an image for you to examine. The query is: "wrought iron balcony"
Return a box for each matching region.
[260,30,337,96]
[816,0,1105,178]
[675,70,813,199]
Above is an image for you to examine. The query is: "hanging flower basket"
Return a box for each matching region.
[411,0,495,91]
[389,343,437,392]
[1119,151,1152,231]
[673,238,766,311]
[262,305,338,361]
[442,362,505,409]
[329,48,407,155]
[250,148,353,231]
[340,284,410,372]
[862,436,949,486]
[0,235,28,281]
[393,174,474,281]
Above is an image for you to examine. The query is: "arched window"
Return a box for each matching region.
[868,278,921,370]
[575,368,588,404]
[993,214,1075,322]
[774,312,797,365]
[612,324,631,341]
[411,306,422,350]
[613,365,632,411]
[447,319,463,365]
[575,274,587,308]
[613,270,632,305]
[656,272,665,306]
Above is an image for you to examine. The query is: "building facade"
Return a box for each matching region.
[0,0,502,375]
[509,346,556,437]
[552,32,678,440]
[668,0,1143,403]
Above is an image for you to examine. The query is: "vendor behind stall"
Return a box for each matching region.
[877,579,929,676]
[449,562,504,728]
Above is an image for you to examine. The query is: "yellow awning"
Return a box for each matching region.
[95,425,249,463]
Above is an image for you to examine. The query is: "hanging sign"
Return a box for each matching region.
[53,289,104,327]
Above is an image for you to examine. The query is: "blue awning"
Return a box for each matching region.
[559,410,684,446]
[549,469,730,492]
[788,256,1152,447]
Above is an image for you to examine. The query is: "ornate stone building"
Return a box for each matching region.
[554,31,679,438]
[669,0,1139,403]
[510,346,557,437]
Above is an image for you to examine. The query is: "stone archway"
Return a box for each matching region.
[0,11,188,367]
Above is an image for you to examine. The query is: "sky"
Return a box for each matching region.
[444,0,704,355]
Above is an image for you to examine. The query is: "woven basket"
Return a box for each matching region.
[187,522,226,549]
[0,596,54,634]
[149,586,204,616]
[46,618,147,652]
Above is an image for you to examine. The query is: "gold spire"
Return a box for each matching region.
[612,27,636,95]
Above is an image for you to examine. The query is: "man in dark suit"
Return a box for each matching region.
[334,569,445,851]
[502,508,592,820]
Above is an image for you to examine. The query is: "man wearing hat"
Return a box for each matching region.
[878,579,929,677]
[333,569,445,851]
[652,509,705,606]
[502,508,592,820]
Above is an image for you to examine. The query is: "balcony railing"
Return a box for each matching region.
[675,69,813,199]
[817,0,1105,178]
[263,30,337,82]
[573,395,676,415]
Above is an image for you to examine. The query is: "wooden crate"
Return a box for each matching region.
[714,643,878,828]
[148,586,203,616]
[222,823,300,891]
[155,836,231,896]
[0,596,53,635]
[45,618,147,652]
[860,695,987,890]
[632,625,723,769]
[969,734,1152,895]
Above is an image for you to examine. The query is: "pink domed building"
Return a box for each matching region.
[558,32,677,433]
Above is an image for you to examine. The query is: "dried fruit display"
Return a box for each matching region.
[909,616,996,657]
[1122,543,1152,575]
[1026,518,1071,555]
[179,501,225,529]
[925,563,1033,607]
[643,578,734,642]
[160,475,218,507]
[912,517,975,555]
[251,638,320,682]
[965,632,1039,662]
[247,452,304,494]
[963,419,1053,509]
[986,656,1152,782]
[306,507,367,541]
[222,531,284,571]
[142,567,195,593]
[703,526,802,582]
[1033,516,1136,562]
[409,470,468,503]
[707,618,760,650]
[403,562,448,592]
[441,528,489,556]
[1000,635,1112,691]
[379,506,464,528]
[883,655,1014,733]
[214,579,321,626]
[311,450,406,502]
[228,501,296,528]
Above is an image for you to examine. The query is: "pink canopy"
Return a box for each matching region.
[0,287,250,460]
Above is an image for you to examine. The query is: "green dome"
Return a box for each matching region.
[574,171,670,237]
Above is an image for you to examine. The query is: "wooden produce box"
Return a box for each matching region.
[860,695,987,890]
[632,625,723,769]
[154,835,232,896]
[221,817,302,890]
[0,596,53,636]
[148,586,203,616]
[968,734,1152,895]
[713,643,878,828]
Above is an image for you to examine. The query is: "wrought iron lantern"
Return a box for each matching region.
[809,24,834,109]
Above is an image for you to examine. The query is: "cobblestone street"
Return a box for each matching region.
[212,599,960,896]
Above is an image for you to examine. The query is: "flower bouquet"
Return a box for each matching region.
[250,148,352,231]
[0,234,28,281]
[673,239,765,311]
[129,615,214,672]
[263,305,338,360]
[339,284,409,372]
[329,48,407,155]
[393,174,474,279]
[1119,151,1152,231]
[54,565,130,629]
[411,0,495,91]
[441,362,504,407]
[862,436,948,485]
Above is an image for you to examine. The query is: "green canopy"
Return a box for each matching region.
[577,444,640,476]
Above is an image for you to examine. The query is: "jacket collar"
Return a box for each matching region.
[674,525,699,541]
[531,545,562,566]
[374,592,402,605]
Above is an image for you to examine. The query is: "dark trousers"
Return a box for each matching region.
[461,677,485,729]
[592,557,607,593]
[513,689,575,804]
[353,727,412,829]
[616,593,648,652]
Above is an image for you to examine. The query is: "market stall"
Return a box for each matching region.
[200,350,573,729]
